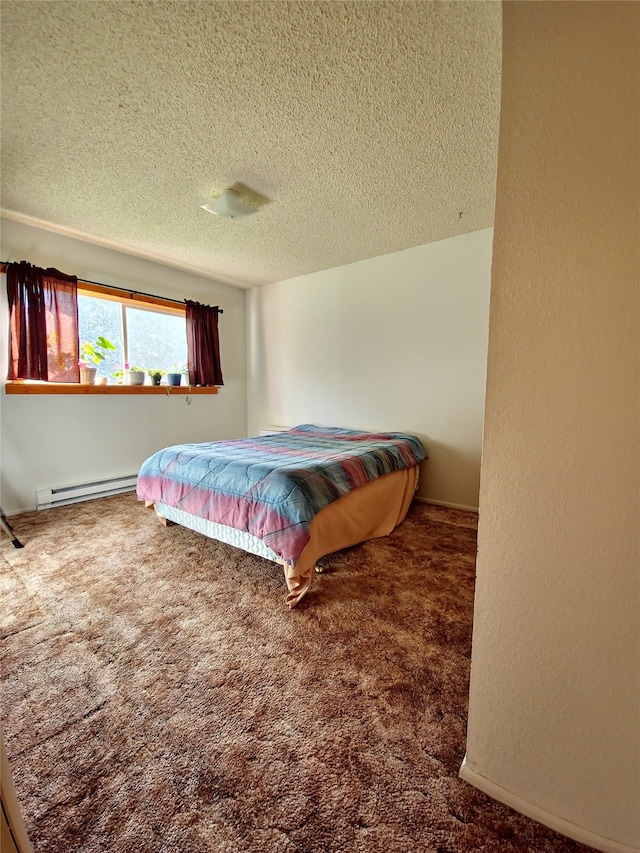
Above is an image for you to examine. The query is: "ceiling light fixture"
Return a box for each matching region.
[201,189,258,220]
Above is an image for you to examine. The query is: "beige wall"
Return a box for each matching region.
[462,3,639,851]
[0,219,248,514]
[247,228,493,509]
[1,728,33,853]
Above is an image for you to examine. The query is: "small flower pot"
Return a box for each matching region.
[128,370,146,386]
[150,373,163,386]
[80,366,97,385]
[167,373,182,387]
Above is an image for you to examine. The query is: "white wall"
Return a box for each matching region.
[0,219,247,514]
[247,228,493,509]
[462,3,639,852]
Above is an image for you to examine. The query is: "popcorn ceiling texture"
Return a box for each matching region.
[0,1,501,287]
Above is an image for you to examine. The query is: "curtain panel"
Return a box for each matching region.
[185,300,224,387]
[7,261,79,382]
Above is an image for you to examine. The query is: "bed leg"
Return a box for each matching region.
[146,503,176,526]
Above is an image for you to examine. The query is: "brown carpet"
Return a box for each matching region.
[1,494,592,853]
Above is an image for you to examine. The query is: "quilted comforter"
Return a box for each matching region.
[136,424,426,565]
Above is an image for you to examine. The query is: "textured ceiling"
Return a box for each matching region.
[1,1,502,288]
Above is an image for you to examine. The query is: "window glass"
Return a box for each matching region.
[77,293,187,383]
[78,294,123,379]
[126,306,188,375]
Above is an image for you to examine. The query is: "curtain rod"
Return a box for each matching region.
[0,261,223,314]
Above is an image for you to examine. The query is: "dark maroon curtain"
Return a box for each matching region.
[7,261,79,382]
[185,300,224,386]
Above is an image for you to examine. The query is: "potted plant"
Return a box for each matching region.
[166,364,186,386]
[127,366,146,386]
[148,369,165,386]
[79,336,116,385]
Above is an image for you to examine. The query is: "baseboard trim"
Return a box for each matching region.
[1,505,35,518]
[459,756,639,853]
[414,496,479,512]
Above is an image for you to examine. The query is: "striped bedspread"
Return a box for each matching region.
[136,424,426,565]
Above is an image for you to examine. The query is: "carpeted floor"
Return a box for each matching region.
[1,494,592,853]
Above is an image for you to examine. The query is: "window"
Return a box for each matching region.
[4,271,220,396]
[78,285,188,382]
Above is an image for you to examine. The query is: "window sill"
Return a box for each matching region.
[5,382,219,396]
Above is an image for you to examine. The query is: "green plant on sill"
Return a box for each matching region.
[165,385,193,405]
[80,336,116,366]
[112,365,145,384]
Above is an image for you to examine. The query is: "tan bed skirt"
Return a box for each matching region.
[147,465,419,606]
[281,466,419,605]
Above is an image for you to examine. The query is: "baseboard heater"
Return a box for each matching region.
[36,474,138,510]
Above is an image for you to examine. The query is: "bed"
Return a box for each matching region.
[136,424,427,606]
